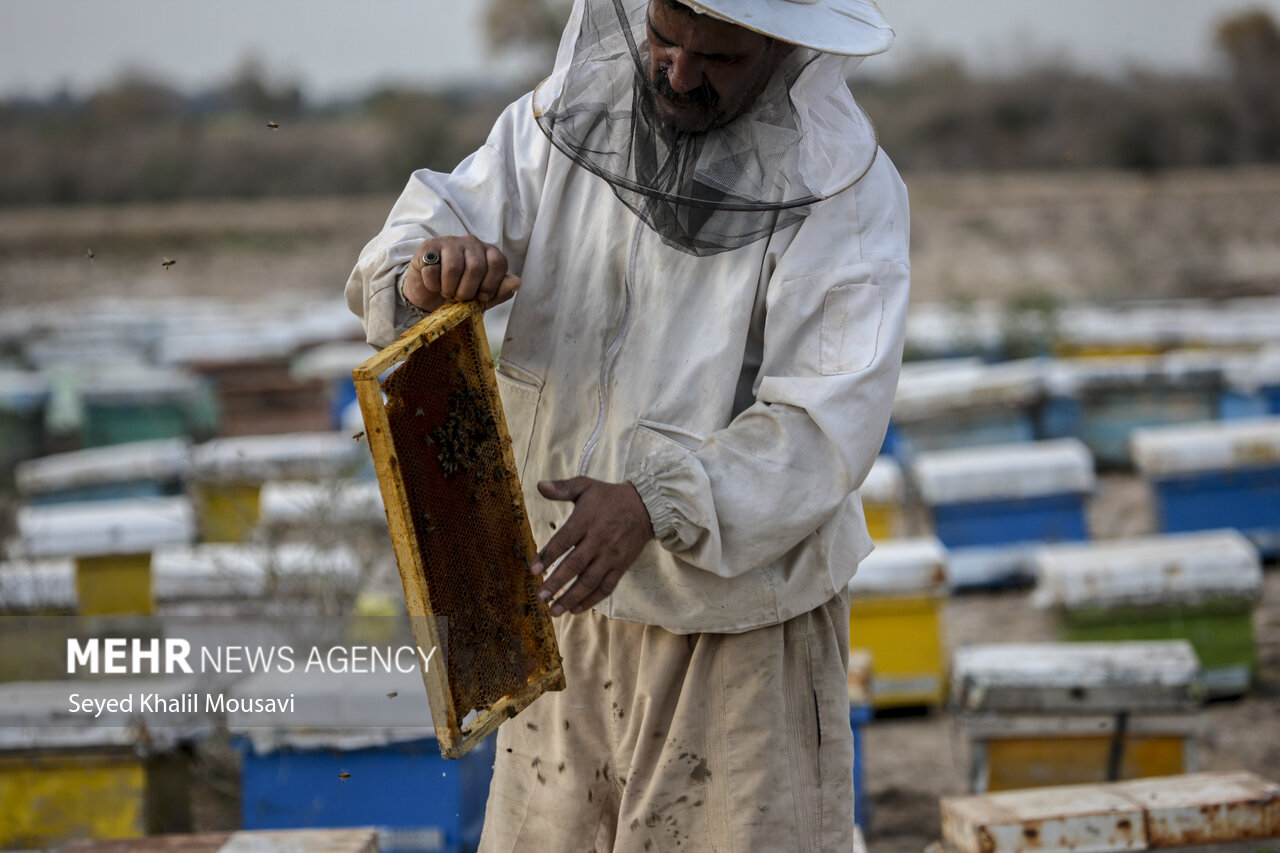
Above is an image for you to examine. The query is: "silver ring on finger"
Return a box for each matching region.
[419,250,440,269]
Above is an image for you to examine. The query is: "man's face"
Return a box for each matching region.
[644,0,786,133]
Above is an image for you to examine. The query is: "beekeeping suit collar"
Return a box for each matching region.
[532,0,894,256]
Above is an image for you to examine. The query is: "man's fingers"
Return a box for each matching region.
[530,516,583,577]
[477,245,509,303]
[564,568,627,615]
[455,237,488,301]
[552,562,624,616]
[537,477,592,502]
[491,274,522,307]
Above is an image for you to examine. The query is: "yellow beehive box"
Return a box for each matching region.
[0,677,206,849]
[190,432,367,542]
[861,455,905,540]
[848,537,948,709]
[951,641,1204,793]
[15,497,194,619]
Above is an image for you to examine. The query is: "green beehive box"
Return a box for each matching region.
[1032,530,1263,697]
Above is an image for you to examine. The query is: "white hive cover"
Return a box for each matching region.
[226,667,434,752]
[892,358,1046,422]
[860,455,905,504]
[848,537,948,594]
[191,431,364,482]
[150,542,363,601]
[15,437,191,495]
[0,558,76,610]
[16,496,195,558]
[258,480,385,526]
[1130,416,1280,476]
[912,438,1096,505]
[953,641,1200,690]
[1032,529,1262,610]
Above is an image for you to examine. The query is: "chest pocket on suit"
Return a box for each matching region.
[820,283,883,375]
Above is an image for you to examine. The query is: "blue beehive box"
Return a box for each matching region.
[229,668,494,853]
[1130,416,1280,557]
[1039,355,1222,468]
[913,439,1095,589]
[1219,347,1280,420]
[15,438,192,506]
[887,359,1046,463]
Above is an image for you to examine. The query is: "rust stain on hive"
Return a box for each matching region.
[353,302,563,758]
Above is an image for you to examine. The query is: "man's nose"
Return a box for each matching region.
[664,50,705,94]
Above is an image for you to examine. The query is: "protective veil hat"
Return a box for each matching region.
[533,0,891,255]
[678,0,894,57]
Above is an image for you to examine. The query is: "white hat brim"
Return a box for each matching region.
[678,0,894,56]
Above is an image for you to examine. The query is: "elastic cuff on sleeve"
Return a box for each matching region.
[629,468,682,547]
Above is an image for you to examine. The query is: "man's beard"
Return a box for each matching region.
[644,65,720,133]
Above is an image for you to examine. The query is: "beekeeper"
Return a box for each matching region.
[347,0,909,848]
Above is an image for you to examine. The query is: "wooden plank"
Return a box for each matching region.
[352,303,564,758]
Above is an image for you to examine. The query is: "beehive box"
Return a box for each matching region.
[861,455,905,540]
[951,642,1204,794]
[0,557,76,681]
[1218,347,1280,419]
[16,496,196,621]
[941,771,1280,853]
[0,676,206,849]
[0,368,48,484]
[1130,417,1280,557]
[190,431,369,542]
[44,363,218,449]
[158,319,332,437]
[1032,531,1263,697]
[913,439,1095,589]
[888,359,1045,462]
[15,437,191,506]
[848,538,948,709]
[352,302,563,759]
[229,668,491,853]
[1040,356,1222,468]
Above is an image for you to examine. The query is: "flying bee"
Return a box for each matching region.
[338,771,351,781]
[161,257,176,269]
[386,691,398,699]
[266,121,279,130]
[352,430,365,441]
[85,248,95,262]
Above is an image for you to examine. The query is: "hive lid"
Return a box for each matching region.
[893,358,1046,422]
[942,772,1280,853]
[0,558,76,611]
[848,538,948,594]
[16,496,195,558]
[258,480,385,527]
[0,676,207,751]
[1130,416,1280,476]
[191,432,365,482]
[16,437,192,496]
[1044,354,1223,395]
[912,439,1096,505]
[150,542,363,601]
[860,455,905,504]
[951,641,1202,713]
[1032,530,1262,610]
[0,369,50,412]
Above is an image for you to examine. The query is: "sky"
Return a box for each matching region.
[2,0,1277,101]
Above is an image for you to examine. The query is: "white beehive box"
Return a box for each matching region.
[191,432,365,483]
[914,439,1096,507]
[15,497,195,559]
[1130,417,1280,476]
[16,438,191,502]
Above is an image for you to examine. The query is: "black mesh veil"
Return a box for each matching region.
[532,0,882,256]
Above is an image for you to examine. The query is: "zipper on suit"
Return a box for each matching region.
[577,219,642,476]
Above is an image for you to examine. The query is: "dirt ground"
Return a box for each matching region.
[2,167,1279,851]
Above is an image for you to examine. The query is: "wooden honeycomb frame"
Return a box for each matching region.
[352,302,564,758]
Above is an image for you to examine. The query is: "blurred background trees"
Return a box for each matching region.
[2,8,1279,205]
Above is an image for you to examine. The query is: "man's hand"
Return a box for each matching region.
[402,235,521,312]
[530,477,655,617]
